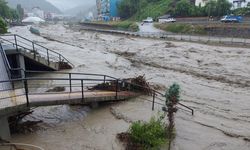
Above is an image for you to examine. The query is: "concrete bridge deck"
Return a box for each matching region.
[0,90,138,117]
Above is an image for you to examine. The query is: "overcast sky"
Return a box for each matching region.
[46,0,95,11]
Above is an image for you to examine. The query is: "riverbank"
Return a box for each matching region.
[7,23,250,150]
[80,21,139,32]
[154,22,250,38]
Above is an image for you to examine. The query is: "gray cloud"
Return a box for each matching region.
[46,0,95,11]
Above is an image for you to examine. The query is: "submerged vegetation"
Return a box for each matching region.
[129,117,168,149]
[117,115,169,149]
[118,83,181,150]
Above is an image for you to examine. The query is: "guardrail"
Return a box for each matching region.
[0,34,74,69]
[80,27,250,47]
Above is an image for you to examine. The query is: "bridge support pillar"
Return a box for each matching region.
[17,54,25,78]
[0,116,11,140]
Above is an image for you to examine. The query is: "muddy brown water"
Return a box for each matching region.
[7,24,250,150]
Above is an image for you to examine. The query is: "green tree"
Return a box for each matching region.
[204,0,231,17]
[174,0,192,17]
[0,17,7,33]
[10,9,19,21]
[204,0,217,16]
[0,0,11,18]
[216,0,232,16]
[16,4,24,21]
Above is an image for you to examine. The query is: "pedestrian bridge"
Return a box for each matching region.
[0,34,194,140]
[0,71,142,117]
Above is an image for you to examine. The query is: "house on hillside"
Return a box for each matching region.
[195,0,250,8]
[232,0,250,9]
[32,7,45,19]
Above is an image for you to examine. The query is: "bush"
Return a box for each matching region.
[0,17,7,34]
[129,117,167,149]
[114,21,139,32]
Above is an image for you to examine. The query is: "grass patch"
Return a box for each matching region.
[154,23,207,35]
[113,21,139,32]
[89,21,139,32]
[118,116,172,149]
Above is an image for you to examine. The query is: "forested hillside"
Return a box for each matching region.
[118,0,232,20]
[6,0,61,13]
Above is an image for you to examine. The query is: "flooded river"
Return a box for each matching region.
[8,24,250,150]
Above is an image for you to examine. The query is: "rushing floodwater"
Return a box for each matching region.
[7,24,250,150]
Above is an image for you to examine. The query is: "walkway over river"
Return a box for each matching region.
[0,34,193,140]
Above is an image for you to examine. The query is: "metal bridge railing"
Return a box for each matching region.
[0,34,74,69]
[0,70,194,115]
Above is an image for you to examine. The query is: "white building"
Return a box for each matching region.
[195,0,250,9]
[231,0,250,9]
[195,0,209,6]
[32,7,45,19]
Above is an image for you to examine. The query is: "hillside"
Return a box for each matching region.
[6,0,61,13]
[64,4,96,17]
[130,0,171,21]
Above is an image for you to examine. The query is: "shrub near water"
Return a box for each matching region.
[129,117,167,149]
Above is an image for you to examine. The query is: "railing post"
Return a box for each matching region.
[152,92,155,111]
[14,35,18,52]
[69,73,72,93]
[59,54,62,62]
[115,80,118,100]
[47,49,50,65]
[32,42,36,59]
[24,79,29,107]
[81,80,84,103]
[104,75,106,83]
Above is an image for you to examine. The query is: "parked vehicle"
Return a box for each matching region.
[160,18,176,23]
[143,17,153,23]
[221,15,243,23]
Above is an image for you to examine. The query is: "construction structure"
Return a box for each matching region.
[96,0,121,21]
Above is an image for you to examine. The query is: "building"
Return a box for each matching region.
[195,0,250,8]
[195,0,209,6]
[231,0,250,9]
[96,0,121,20]
[32,7,45,19]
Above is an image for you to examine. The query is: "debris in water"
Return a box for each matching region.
[117,132,144,150]
[8,111,42,134]
[110,107,133,123]
[46,86,65,92]
[90,75,153,95]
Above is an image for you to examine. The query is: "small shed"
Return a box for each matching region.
[158,14,171,23]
